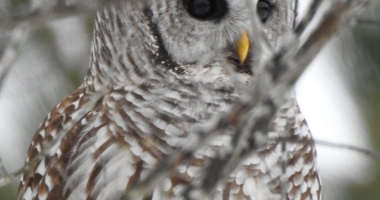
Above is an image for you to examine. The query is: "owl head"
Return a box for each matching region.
[86,0,297,88]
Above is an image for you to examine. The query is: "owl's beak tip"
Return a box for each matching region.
[235,30,250,64]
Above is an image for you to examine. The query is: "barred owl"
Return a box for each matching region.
[18,0,321,199]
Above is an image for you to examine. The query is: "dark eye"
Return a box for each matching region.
[186,0,219,20]
[257,0,271,22]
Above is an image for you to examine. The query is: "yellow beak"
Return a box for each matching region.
[235,30,250,64]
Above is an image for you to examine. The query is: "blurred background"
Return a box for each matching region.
[0,0,380,199]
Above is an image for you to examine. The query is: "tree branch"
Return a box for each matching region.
[0,157,10,188]
[269,136,380,161]
[0,24,29,95]
[0,0,142,31]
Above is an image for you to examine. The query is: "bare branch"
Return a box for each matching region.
[0,157,10,188]
[269,136,380,161]
[315,140,380,160]
[0,0,144,31]
[0,24,29,95]
[354,19,380,27]
[295,0,324,36]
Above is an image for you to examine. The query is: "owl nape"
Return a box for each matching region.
[19,0,321,200]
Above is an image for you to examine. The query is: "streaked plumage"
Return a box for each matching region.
[19,0,321,199]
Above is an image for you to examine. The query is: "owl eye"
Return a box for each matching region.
[186,0,220,20]
[257,0,271,22]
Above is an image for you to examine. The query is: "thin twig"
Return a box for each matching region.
[269,136,380,161]
[295,0,324,36]
[0,24,29,95]
[355,19,380,27]
[315,140,380,160]
[0,0,146,31]
[0,157,10,187]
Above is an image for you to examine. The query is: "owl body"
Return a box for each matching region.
[19,1,321,199]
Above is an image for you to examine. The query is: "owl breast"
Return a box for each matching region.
[52,81,318,200]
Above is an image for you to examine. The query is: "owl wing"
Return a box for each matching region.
[205,100,322,200]
[18,83,188,200]
[18,87,102,199]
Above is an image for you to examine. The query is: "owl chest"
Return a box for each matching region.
[62,88,317,200]
[63,87,238,196]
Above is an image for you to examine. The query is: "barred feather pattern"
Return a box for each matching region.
[19,0,321,199]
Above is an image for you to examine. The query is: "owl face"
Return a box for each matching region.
[147,0,295,81]
[89,0,296,88]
